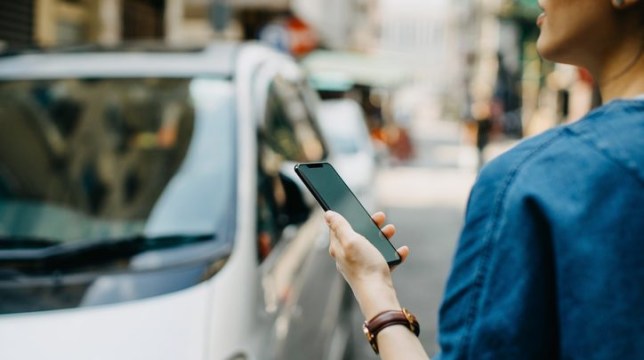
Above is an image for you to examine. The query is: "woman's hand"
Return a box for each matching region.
[324,210,410,319]
[326,211,429,359]
[325,210,409,284]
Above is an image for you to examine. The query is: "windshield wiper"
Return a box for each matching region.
[0,233,216,264]
[0,236,61,250]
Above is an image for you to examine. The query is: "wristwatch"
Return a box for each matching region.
[362,308,420,354]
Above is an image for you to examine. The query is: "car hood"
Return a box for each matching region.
[0,283,210,360]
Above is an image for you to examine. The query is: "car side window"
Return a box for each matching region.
[256,142,310,262]
[256,160,280,261]
[256,76,322,262]
[262,75,326,163]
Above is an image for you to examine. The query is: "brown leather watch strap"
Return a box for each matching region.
[363,308,420,354]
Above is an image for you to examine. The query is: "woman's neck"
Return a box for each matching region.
[595,38,644,102]
[599,62,644,102]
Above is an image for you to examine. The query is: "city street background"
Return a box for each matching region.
[0,1,598,359]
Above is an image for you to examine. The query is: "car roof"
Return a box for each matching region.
[0,42,243,80]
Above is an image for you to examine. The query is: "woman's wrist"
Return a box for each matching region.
[352,278,401,320]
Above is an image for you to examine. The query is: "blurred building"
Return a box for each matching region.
[0,0,596,136]
[0,0,396,59]
[293,0,378,51]
[0,0,314,52]
[1,0,168,48]
[377,0,457,88]
[0,1,37,48]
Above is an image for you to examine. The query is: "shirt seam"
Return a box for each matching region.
[460,130,565,358]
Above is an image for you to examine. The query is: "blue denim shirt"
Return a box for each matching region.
[436,99,644,360]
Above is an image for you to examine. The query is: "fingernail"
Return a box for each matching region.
[324,211,335,224]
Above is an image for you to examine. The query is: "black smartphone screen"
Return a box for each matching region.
[295,162,401,265]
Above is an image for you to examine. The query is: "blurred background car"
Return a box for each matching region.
[0,41,353,360]
[303,50,415,164]
[316,98,378,211]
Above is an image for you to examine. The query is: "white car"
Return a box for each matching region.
[316,99,378,211]
[0,42,353,360]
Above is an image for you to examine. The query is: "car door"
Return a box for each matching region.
[253,63,351,360]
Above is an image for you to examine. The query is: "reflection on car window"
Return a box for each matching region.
[256,144,310,263]
[0,78,194,242]
[263,76,325,163]
[256,76,320,262]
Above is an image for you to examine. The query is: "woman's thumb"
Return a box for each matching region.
[324,211,354,240]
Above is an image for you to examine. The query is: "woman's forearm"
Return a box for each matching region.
[377,325,430,360]
[352,281,430,360]
[352,279,401,319]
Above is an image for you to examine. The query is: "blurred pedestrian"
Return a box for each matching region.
[493,52,522,138]
[324,0,644,359]
[460,52,494,170]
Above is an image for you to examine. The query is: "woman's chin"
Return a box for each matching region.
[536,37,555,61]
[536,37,565,64]
[537,35,582,66]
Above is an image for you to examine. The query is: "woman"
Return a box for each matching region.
[325,0,644,359]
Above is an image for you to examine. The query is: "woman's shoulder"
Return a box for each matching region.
[479,99,644,188]
[476,126,566,189]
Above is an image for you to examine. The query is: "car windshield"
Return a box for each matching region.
[0,77,236,252]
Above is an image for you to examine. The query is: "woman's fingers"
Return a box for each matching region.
[371,211,386,227]
[381,224,396,239]
[372,212,397,240]
[389,245,410,272]
[325,210,410,276]
[397,245,410,263]
[330,210,396,240]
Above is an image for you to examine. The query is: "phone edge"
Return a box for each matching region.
[294,163,331,211]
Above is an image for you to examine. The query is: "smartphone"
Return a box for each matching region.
[294,162,401,266]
